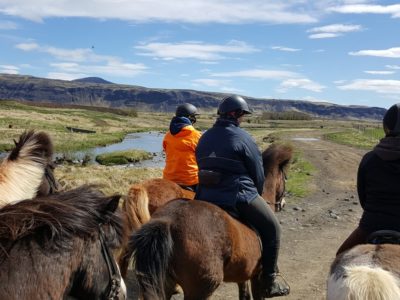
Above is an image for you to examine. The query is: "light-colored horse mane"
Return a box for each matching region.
[327,244,400,300]
[0,131,53,207]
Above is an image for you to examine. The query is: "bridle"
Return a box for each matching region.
[274,168,287,212]
[98,226,124,300]
[43,163,60,194]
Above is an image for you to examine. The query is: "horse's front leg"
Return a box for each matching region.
[237,281,251,300]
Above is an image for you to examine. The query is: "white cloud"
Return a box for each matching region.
[15,42,39,51]
[0,20,18,30]
[307,23,362,39]
[386,65,400,70]
[192,78,230,87]
[309,33,341,39]
[135,40,258,61]
[337,79,400,94]
[0,64,19,74]
[210,68,324,92]
[15,41,148,77]
[349,47,400,58]
[0,1,318,24]
[211,69,297,79]
[364,70,395,75]
[50,61,147,77]
[271,46,301,52]
[308,23,362,33]
[329,4,400,18]
[278,78,325,92]
[47,72,88,81]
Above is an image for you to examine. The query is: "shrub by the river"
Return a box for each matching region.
[95,150,153,166]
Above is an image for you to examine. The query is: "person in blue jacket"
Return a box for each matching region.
[195,95,290,298]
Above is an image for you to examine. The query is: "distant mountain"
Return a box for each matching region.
[0,74,386,120]
[72,77,113,84]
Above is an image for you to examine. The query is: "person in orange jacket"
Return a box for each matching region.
[163,103,202,191]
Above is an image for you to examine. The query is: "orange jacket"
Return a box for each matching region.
[163,125,201,186]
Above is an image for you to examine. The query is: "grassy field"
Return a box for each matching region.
[0,100,381,197]
[324,126,384,149]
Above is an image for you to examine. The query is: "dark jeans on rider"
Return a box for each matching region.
[236,195,281,275]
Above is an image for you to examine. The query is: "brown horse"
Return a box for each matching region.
[0,185,127,300]
[123,178,195,233]
[327,231,400,300]
[124,143,292,300]
[0,130,59,207]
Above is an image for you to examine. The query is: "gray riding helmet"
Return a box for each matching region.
[217,95,252,115]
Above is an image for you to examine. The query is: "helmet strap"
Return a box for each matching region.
[188,115,197,124]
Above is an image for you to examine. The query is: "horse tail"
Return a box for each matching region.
[0,131,53,205]
[132,219,174,300]
[124,184,151,232]
[327,265,400,300]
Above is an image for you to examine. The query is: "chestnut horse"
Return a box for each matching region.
[123,178,195,233]
[0,185,127,300]
[0,130,59,207]
[124,143,292,300]
[327,231,400,300]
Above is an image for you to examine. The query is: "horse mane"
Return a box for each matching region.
[0,185,124,261]
[262,143,293,174]
[0,130,55,206]
[8,130,53,163]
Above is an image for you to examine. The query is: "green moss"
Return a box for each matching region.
[95,150,153,166]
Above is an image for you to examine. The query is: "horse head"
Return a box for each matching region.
[0,185,127,300]
[262,143,293,212]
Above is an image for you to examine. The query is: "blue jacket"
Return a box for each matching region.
[195,118,264,207]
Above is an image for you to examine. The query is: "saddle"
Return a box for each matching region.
[367,230,400,245]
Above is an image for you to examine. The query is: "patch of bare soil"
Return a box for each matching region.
[125,132,367,300]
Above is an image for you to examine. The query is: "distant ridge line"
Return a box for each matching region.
[0,73,386,120]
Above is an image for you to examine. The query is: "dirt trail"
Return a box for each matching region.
[126,132,367,300]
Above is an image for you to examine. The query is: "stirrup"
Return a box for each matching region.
[264,273,290,298]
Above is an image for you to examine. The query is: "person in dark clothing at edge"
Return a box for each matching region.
[163,103,201,192]
[336,103,400,255]
[195,95,290,298]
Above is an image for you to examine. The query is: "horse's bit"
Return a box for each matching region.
[98,226,123,300]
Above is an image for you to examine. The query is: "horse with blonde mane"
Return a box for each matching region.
[122,178,195,233]
[327,231,400,300]
[0,130,59,207]
[122,143,292,299]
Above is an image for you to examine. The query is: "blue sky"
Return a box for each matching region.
[1,1,400,109]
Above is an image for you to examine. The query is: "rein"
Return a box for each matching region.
[275,168,287,211]
[98,226,123,300]
[44,164,60,194]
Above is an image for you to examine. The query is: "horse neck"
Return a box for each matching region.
[66,237,112,298]
[0,238,82,300]
[262,170,278,207]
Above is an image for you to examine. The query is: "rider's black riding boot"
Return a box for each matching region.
[261,271,290,298]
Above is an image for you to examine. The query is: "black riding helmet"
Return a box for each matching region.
[383,103,400,136]
[217,95,252,116]
[175,103,199,124]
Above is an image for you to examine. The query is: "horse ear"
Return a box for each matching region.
[104,195,121,214]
